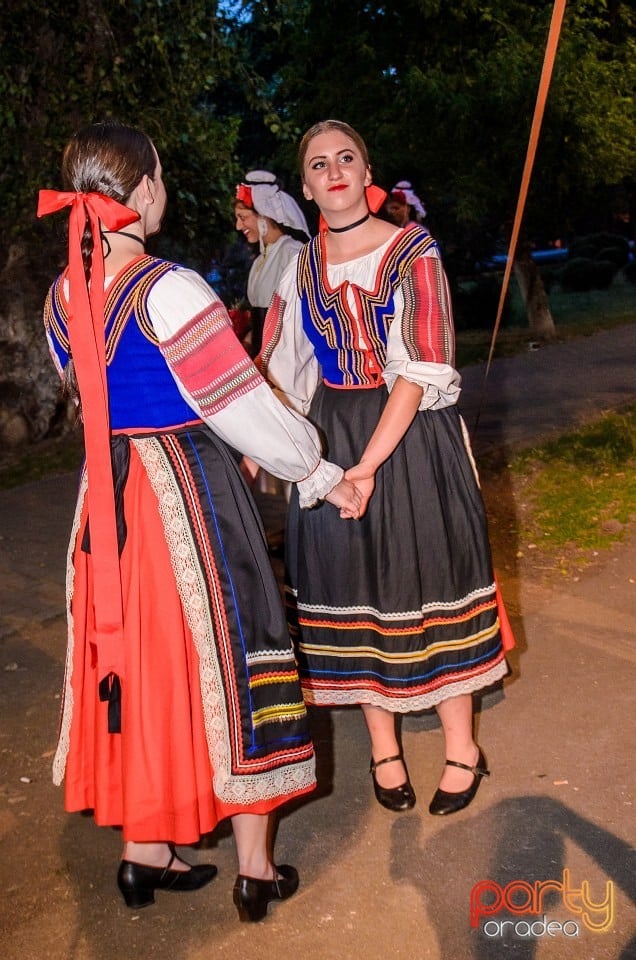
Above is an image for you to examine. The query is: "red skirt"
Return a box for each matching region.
[58,430,315,843]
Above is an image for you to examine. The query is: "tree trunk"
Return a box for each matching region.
[513,248,556,340]
[0,244,71,454]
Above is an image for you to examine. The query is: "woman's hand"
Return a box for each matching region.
[342,377,422,517]
[324,478,363,519]
[343,462,377,518]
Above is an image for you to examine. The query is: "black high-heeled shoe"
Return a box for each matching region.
[428,748,490,816]
[117,853,218,908]
[370,754,416,812]
[233,864,299,922]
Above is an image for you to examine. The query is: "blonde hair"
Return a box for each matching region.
[298,120,370,179]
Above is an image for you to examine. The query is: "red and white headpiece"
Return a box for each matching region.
[391,180,427,219]
[236,170,309,236]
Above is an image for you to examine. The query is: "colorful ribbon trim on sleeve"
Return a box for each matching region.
[37,190,140,687]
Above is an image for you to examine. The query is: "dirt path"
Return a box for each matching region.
[1,326,635,959]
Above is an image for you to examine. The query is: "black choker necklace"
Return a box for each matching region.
[328,212,370,234]
[101,229,145,259]
[102,229,146,248]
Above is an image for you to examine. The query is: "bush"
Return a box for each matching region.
[597,246,630,268]
[559,254,621,291]
[539,267,558,292]
[592,260,619,289]
[559,257,595,292]
[452,275,508,330]
[623,261,636,285]
[569,233,630,261]
[568,242,598,260]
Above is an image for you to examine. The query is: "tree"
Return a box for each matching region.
[2,1,634,445]
[227,0,636,335]
[0,0,246,445]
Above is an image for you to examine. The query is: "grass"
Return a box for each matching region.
[455,275,636,368]
[509,406,636,573]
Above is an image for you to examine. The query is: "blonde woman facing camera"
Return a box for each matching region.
[259,120,513,817]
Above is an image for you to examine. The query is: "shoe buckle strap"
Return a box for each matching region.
[369,754,403,773]
[445,758,490,778]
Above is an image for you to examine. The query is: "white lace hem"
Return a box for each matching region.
[301,658,509,713]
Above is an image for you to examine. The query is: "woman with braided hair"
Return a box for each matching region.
[39,120,360,918]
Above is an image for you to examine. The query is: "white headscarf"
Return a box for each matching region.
[238,170,310,237]
[391,180,427,220]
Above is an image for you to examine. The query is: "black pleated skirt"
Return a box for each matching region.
[286,384,508,711]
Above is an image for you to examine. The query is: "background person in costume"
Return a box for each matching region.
[259,119,512,818]
[38,121,360,919]
[385,180,429,233]
[234,170,310,357]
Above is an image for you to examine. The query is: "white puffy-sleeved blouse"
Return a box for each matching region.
[142,266,343,507]
[259,227,462,416]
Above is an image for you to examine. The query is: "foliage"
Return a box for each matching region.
[569,232,630,264]
[0,0,244,273]
[453,274,510,331]
[559,256,615,291]
[225,0,636,259]
[3,1,635,272]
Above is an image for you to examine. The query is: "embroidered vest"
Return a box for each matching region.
[44,256,201,431]
[296,226,438,387]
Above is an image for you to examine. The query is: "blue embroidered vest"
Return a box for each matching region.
[44,255,201,431]
[296,225,438,387]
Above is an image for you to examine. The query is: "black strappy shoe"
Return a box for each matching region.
[428,748,490,816]
[370,754,416,812]
[117,853,218,908]
[233,864,299,922]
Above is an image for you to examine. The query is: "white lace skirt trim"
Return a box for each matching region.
[52,471,86,786]
[301,657,509,713]
[136,437,314,804]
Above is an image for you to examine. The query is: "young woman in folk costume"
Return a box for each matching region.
[234,170,310,357]
[259,120,513,816]
[38,121,360,919]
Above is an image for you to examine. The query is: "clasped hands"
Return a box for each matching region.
[325,461,376,520]
[239,456,376,521]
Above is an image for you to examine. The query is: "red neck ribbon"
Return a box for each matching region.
[318,184,388,234]
[37,190,140,683]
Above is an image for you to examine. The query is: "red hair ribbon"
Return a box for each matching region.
[390,189,407,205]
[37,190,140,685]
[365,184,387,213]
[236,184,253,208]
[318,184,388,233]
